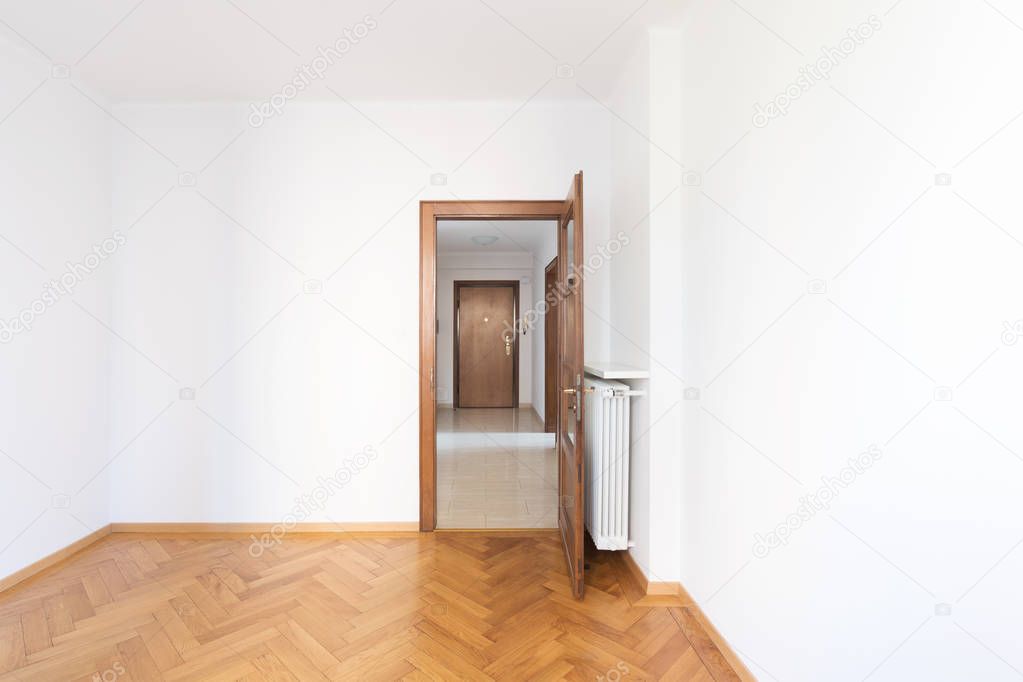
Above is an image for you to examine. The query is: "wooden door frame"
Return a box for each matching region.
[543,258,558,433]
[420,200,564,531]
[453,280,520,409]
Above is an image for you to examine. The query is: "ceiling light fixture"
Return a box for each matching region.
[471,235,498,246]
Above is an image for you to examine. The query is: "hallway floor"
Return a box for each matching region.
[437,407,557,529]
[0,532,739,680]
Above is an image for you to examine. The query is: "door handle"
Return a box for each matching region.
[502,332,513,356]
[564,386,597,419]
[562,386,594,414]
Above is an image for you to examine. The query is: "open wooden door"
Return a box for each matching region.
[557,172,586,598]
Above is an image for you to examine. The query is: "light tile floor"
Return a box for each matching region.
[437,407,558,529]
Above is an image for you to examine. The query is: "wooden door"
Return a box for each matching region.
[544,258,558,432]
[557,172,586,598]
[454,281,519,408]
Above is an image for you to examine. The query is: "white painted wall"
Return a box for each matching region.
[530,229,558,423]
[436,252,532,406]
[604,28,683,584]
[607,30,654,577]
[105,100,611,524]
[675,1,1023,679]
[644,27,683,585]
[0,40,113,580]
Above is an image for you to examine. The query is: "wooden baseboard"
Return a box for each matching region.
[0,524,112,595]
[109,522,420,534]
[674,582,756,681]
[618,550,756,681]
[0,522,422,595]
[619,550,683,600]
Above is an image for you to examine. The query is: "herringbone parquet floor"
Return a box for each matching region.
[0,532,740,681]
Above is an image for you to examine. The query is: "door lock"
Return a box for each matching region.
[562,386,594,413]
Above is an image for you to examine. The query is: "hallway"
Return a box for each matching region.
[437,407,557,529]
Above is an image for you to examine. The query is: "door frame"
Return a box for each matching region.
[420,200,564,531]
[453,280,520,409]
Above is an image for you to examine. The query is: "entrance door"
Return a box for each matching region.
[557,172,586,598]
[454,281,519,408]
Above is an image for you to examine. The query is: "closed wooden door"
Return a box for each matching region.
[455,281,519,408]
[558,172,586,598]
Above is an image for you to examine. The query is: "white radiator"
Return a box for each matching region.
[583,377,635,551]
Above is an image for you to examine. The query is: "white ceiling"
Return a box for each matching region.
[0,0,683,101]
[437,219,555,255]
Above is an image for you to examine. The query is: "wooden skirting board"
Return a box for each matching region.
[0,524,112,594]
[0,522,419,595]
[109,522,419,534]
[616,550,757,682]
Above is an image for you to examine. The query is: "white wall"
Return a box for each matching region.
[436,251,532,406]
[644,27,684,585]
[106,100,611,524]
[607,30,654,576]
[530,229,558,422]
[0,40,113,580]
[676,1,1023,679]
[605,28,683,583]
